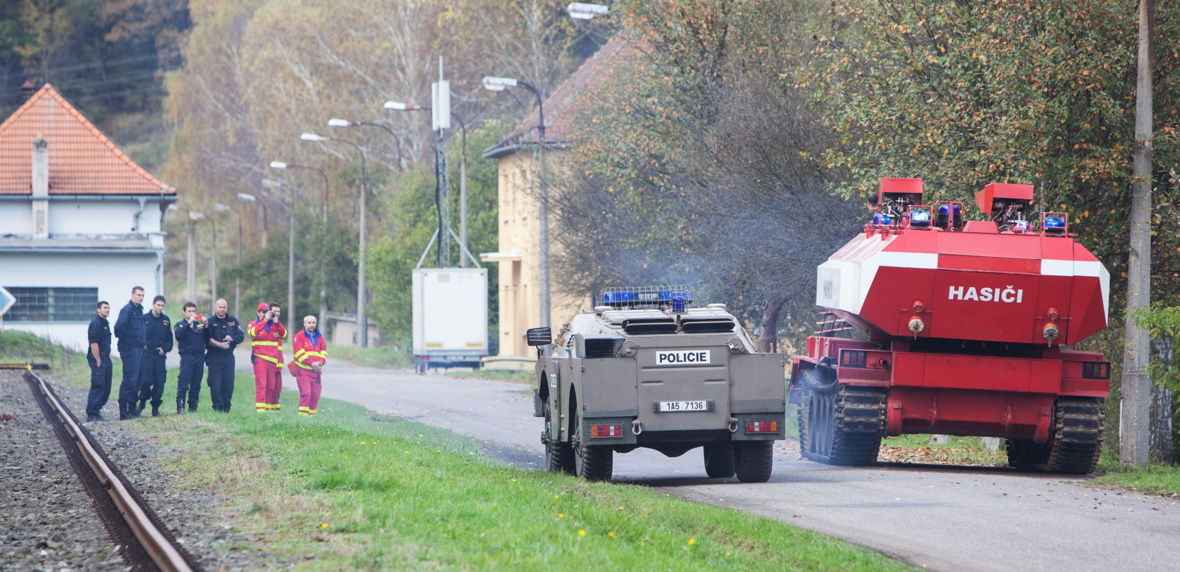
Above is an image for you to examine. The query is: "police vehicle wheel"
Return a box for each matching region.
[572,414,612,481]
[734,441,773,483]
[703,443,736,478]
[543,402,574,474]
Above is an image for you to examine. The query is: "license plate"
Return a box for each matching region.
[657,400,708,413]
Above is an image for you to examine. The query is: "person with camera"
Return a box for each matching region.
[247,302,286,412]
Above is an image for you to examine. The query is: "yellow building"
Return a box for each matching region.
[481,37,631,360]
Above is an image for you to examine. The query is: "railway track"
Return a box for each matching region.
[22,369,201,572]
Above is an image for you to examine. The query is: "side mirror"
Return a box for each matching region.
[526,327,552,347]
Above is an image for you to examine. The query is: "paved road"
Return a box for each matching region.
[289,361,1180,571]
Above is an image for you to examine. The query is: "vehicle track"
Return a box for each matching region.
[23,370,201,572]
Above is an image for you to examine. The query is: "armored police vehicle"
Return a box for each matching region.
[528,287,786,482]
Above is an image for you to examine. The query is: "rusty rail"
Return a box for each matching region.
[23,370,200,572]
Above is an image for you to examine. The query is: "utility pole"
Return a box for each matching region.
[1120,0,1155,468]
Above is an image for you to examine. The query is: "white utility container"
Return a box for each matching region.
[411,267,488,373]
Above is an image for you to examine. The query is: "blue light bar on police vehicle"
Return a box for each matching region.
[601,286,694,309]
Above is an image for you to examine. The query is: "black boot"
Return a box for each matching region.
[137,399,147,415]
[177,401,184,415]
[119,401,130,420]
[151,404,160,417]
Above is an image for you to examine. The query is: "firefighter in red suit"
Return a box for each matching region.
[291,315,327,415]
[247,302,286,411]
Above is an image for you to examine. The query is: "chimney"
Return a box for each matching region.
[32,136,49,238]
[20,80,36,103]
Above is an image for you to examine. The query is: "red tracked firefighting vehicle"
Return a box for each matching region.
[791,178,1111,474]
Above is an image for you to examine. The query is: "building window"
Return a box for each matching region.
[4,287,98,322]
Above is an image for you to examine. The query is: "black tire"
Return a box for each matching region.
[799,369,885,466]
[572,413,612,481]
[542,400,573,474]
[734,441,773,483]
[703,443,736,479]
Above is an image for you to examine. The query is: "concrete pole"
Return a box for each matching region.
[459,122,468,268]
[186,220,196,305]
[288,197,296,337]
[235,214,242,318]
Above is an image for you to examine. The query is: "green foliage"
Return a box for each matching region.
[803,0,1180,307]
[1133,302,1180,391]
[0,0,188,134]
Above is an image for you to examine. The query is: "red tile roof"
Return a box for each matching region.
[0,84,175,195]
[484,35,636,158]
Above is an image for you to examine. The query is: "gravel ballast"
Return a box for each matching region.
[0,369,273,571]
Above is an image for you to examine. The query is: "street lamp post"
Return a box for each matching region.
[212,203,232,304]
[234,193,255,318]
[302,131,370,347]
[264,178,297,336]
[271,161,330,322]
[483,75,550,327]
[186,211,204,306]
[384,101,471,267]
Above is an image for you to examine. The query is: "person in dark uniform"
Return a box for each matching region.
[205,298,244,412]
[85,301,112,422]
[114,286,146,420]
[137,295,173,417]
[174,301,207,414]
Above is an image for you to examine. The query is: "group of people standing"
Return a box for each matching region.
[84,286,327,422]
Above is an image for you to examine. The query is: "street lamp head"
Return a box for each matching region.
[236,192,257,203]
[188,211,205,221]
[482,76,518,91]
[327,118,355,128]
[214,203,231,213]
[300,132,328,142]
[567,2,609,19]
[383,100,408,110]
[262,178,284,190]
[270,161,288,169]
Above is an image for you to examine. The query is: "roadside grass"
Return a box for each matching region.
[5,330,909,570]
[1093,461,1180,496]
[329,345,414,369]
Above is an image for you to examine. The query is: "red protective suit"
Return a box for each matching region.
[292,329,327,415]
[247,318,286,411]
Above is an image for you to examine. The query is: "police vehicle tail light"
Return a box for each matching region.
[745,420,779,433]
[590,424,623,438]
[1082,361,1110,380]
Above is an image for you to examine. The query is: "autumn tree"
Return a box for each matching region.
[551,0,853,351]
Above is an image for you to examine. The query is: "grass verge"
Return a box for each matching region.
[1092,462,1180,496]
[3,329,909,570]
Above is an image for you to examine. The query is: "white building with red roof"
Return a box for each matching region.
[0,84,177,350]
